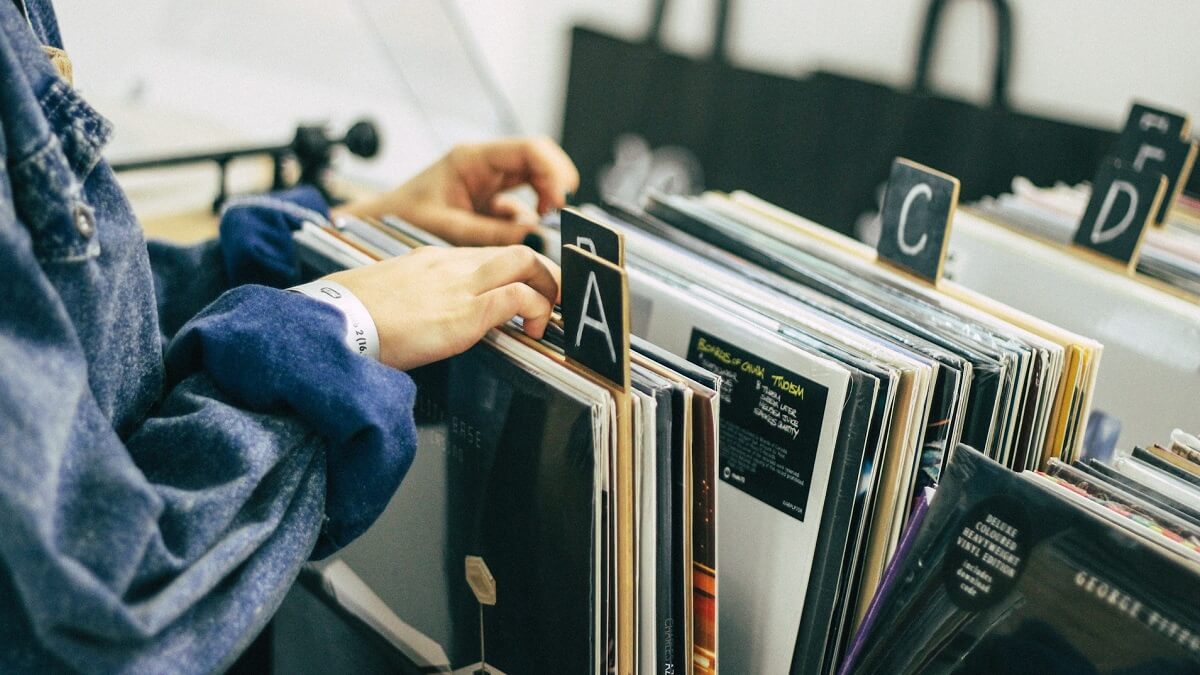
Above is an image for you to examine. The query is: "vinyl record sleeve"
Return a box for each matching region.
[847,446,1200,675]
[331,330,610,675]
[630,388,655,674]
[1113,452,1200,508]
[1079,459,1200,527]
[633,363,693,674]
[1149,444,1200,479]
[639,194,1010,462]
[1133,447,1200,490]
[592,202,952,652]
[630,338,718,675]
[712,191,1097,467]
[1042,461,1200,561]
[632,366,680,675]
[627,264,852,675]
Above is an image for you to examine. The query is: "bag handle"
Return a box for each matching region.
[647,0,734,64]
[913,0,1013,109]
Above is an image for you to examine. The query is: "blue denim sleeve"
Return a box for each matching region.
[0,212,320,671]
[0,189,415,672]
[217,184,329,288]
[165,284,418,558]
[145,184,330,344]
[162,185,418,554]
[145,238,227,342]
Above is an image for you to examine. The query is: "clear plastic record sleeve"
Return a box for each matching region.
[631,365,680,675]
[623,255,852,675]
[846,445,1200,675]
[628,335,721,675]
[592,202,930,672]
[637,193,1011,463]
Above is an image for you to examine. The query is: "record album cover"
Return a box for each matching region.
[847,446,1200,675]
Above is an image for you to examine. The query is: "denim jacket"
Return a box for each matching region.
[0,1,417,672]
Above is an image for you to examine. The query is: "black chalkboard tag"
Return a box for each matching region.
[875,157,960,285]
[1073,160,1167,271]
[1120,101,1190,141]
[1114,102,1196,225]
[561,207,624,266]
[561,244,630,391]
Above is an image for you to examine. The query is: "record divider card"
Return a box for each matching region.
[1072,161,1166,273]
[563,207,626,267]
[1112,102,1197,227]
[1070,102,1193,272]
[875,157,961,287]
[559,211,636,675]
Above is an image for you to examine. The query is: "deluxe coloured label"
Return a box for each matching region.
[942,495,1030,611]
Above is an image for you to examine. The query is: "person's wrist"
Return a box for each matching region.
[288,279,381,360]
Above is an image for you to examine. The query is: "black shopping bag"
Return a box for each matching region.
[561,0,1121,236]
[560,0,830,224]
[802,0,1119,233]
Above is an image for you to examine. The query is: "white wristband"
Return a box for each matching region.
[289,280,380,360]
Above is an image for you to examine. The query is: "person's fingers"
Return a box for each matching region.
[474,282,554,339]
[471,245,560,303]
[536,251,563,304]
[488,193,540,226]
[421,206,540,247]
[476,137,580,214]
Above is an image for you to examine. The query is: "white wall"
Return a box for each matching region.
[54,0,1200,168]
[461,0,1200,138]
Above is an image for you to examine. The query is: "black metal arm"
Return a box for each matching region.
[111,119,381,212]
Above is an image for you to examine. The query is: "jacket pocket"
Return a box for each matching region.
[10,80,111,264]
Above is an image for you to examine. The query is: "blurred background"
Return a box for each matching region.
[52,0,1200,212]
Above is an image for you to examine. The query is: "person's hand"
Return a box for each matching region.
[332,137,580,247]
[328,245,560,371]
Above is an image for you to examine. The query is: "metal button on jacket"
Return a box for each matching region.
[73,203,95,238]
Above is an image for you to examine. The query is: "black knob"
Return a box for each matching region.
[343,119,380,159]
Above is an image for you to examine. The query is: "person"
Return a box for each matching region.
[0,0,578,672]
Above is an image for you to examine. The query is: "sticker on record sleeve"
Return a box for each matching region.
[686,329,828,521]
[942,496,1031,611]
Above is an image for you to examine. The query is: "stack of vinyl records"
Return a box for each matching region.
[557,185,1110,674]
[293,215,720,675]
[292,172,1195,673]
[943,182,1200,453]
[841,428,1200,675]
[971,177,1200,298]
[940,103,1200,452]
